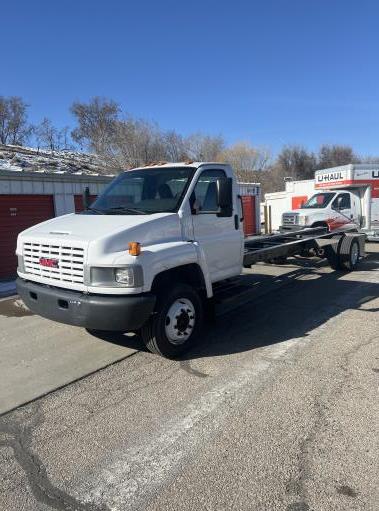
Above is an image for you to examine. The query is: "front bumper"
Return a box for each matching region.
[16,278,156,331]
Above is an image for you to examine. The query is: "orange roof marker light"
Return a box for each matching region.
[128,242,141,256]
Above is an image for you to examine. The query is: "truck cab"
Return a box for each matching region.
[281,189,361,232]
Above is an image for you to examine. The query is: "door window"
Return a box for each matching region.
[333,193,351,210]
[192,169,226,213]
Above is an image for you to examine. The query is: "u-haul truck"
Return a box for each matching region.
[281,164,379,240]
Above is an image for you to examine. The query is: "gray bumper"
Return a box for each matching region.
[16,278,156,331]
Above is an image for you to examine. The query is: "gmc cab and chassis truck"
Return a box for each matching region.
[17,162,366,358]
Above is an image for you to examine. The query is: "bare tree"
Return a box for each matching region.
[317,144,358,169]
[163,130,188,162]
[218,141,271,181]
[0,96,31,145]
[185,133,225,161]
[33,118,74,152]
[58,126,73,151]
[274,145,317,180]
[34,117,58,151]
[70,97,120,153]
[99,117,165,169]
[0,97,7,143]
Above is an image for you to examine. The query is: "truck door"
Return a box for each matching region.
[191,169,243,282]
[331,192,358,230]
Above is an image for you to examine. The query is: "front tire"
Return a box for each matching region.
[140,283,203,358]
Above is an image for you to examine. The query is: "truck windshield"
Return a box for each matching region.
[90,167,194,214]
[301,192,335,209]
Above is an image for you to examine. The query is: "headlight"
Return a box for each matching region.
[115,267,137,285]
[90,265,143,287]
[298,216,308,225]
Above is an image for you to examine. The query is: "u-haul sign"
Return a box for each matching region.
[315,165,379,197]
[315,167,351,188]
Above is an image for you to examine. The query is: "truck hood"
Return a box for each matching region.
[18,212,184,260]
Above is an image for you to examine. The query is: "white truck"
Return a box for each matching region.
[281,164,379,240]
[16,162,366,358]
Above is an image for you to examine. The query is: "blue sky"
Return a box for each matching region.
[2,0,379,155]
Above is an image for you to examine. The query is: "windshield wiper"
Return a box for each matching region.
[106,206,148,215]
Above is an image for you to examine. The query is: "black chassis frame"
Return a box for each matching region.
[242,227,366,267]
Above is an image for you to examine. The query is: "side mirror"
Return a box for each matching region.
[83,187,90,210]
[216,177,233,217]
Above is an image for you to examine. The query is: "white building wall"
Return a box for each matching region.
[265,179,316,231]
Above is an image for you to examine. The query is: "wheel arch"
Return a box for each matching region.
[151,263,207,297]
[311,220,330,231]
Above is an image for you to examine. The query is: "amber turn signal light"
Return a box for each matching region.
[128,242,141,256]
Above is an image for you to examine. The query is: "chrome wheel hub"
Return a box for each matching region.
[351,243,359,265]
[165,298,195,345]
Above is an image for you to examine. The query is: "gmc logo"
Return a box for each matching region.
[39,257,59,268]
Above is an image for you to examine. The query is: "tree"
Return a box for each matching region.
[185,133,225,161]
[100,117,167,169]
[70,97,120,153]
[0,96,31,145]
[58,126,73,151]
[34,117,58,151]
[33,119,73,151]
[218,141,271,181]
[163,130,188,162]
[275,145,317,180]
[317,144,358,169]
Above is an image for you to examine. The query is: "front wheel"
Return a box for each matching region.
[140,283,203,358]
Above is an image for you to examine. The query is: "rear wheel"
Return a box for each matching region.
[325,236,360,271]
[339,238,360,271]
[140,283,203,358]
[324,238,342,269]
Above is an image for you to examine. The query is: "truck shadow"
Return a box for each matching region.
[182,250,379,360]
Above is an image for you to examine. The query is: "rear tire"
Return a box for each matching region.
[324,236,342,270]
[325,236,360,271]
[140,283,203,358]
[339,238,360,271]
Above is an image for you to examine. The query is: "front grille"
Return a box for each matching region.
[283,214,297,225]
[23,242,85,284]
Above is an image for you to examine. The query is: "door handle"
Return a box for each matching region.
[234,214,239,230]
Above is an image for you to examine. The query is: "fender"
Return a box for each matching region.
[137,241,213,297]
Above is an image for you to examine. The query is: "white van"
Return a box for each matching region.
[281,164,379,240]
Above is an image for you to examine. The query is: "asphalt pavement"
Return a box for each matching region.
[0,245,378,511]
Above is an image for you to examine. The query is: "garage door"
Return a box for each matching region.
[0,195,55,280]
[241,195,257,236]
[74,194,97,213]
